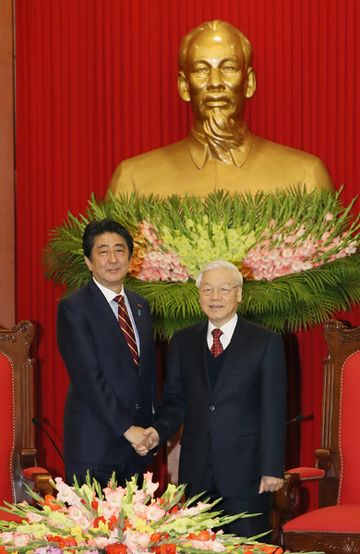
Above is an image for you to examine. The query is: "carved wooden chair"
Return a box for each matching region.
[0,321,52,518]
[280,319,360,553]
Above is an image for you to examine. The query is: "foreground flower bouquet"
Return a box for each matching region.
[44,188,359,338]
[0,473,323,554]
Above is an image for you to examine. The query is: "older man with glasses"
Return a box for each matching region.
[136,260,287,540]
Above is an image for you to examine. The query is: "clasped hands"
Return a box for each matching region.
[123,425,160,456]
[124,427,284,493]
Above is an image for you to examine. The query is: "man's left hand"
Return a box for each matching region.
[258,475,284,494]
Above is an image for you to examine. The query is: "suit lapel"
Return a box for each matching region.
[87,280,137,369]
[87,280,119,331]
[126,291,144,340]
[195,321,210,391]
[191,321,211,391]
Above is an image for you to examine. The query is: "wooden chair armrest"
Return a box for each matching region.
[315,448,334,471]
[272,471,303,542]
[34,474,55,497]
[273,472,302,517]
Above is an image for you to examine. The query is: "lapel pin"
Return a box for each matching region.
[137,303,142,317]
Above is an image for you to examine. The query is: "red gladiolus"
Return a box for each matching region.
[151,543,176,554]
[123,517,133,530]
[105,544,127,554]
[159,544,176,554]
[47,535,77,547]
[93,516,107,528]
[108,515,118,530]
[150,532,162,543]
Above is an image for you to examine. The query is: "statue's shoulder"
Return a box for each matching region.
[252,134,322,164]
[251,134,334,191]
[118,139,190,168]
[108,138,195,196]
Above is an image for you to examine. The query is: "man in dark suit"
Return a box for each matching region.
[138,260,286,539]
[57,219,156,487]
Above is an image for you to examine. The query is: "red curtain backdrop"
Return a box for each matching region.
[15,0,360,478]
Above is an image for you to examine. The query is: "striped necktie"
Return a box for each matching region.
[114,295,139,367]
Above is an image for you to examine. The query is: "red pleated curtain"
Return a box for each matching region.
[15,0,360,480]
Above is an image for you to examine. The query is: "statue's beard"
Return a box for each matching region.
[201,105,244,162]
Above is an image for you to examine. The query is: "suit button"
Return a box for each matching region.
[209,405,215,411]
[135,403,141,410]
[205,431,210,437]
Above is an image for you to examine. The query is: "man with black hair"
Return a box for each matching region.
[57,219,156,487]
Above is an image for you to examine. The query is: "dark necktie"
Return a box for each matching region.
[114,295,139,367]
[210,328,223,357]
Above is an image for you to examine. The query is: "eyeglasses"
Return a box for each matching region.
[199,285,240,296]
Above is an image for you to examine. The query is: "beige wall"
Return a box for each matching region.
[0,0,15,327]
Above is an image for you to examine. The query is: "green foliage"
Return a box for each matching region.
[44,189,360,339]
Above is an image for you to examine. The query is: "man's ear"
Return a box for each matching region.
[244,67,256,99]
[84,256,92,272]
[178,71,191,102]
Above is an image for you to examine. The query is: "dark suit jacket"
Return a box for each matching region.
[153,316,286,502]
[57,279,156,471]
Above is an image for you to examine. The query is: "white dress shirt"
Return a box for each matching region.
[207,313,238,351]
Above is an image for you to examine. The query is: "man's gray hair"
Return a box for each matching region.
[196,260,244,288]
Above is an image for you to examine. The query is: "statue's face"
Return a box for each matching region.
[184,28,249,124]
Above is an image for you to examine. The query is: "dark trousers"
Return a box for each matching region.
[200,456,272,541]
[65,451,147,489]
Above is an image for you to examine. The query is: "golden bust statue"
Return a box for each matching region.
[108,20,333,197]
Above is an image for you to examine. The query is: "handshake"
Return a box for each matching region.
[123,425,160,456]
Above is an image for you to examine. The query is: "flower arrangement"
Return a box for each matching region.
[44,188,360,338]
[0,473,322,554]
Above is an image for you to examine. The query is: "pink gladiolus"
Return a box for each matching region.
[0,532,14,544]
[138,250,189,282]
[13,533,31,547]
[54,477,83,507]
[143,503,166,521]
[143,471,159,497]
[124,529,151,551]
[139,221,161,247]
[68,505,93,529]
[103,486,126,508]
[87,537,112,549]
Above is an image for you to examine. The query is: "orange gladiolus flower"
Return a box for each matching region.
[44,495,62,511]
[188,530,211,541]
[47,535,77,547]
[105,544,127,554]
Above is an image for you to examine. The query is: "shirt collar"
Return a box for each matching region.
[208,313,238,340]
[188,125,252,170]
[92,277,125,303]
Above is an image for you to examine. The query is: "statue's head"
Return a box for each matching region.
[178,20,256,129]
